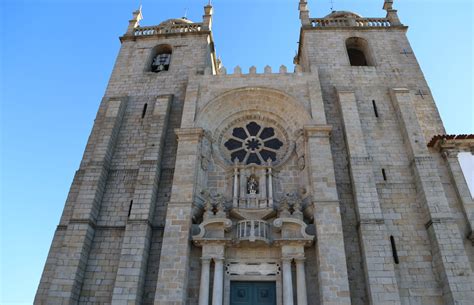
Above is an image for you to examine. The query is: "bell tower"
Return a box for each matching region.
[297,1,474,305]
[35,3,218,304]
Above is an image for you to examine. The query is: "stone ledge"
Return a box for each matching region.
[175,127,204,141]
[303,125,332,138]
[425,217,456,229]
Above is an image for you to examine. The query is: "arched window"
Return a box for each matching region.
[346,37,373,66]
[151,45,172,73]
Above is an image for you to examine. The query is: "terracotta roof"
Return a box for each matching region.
[427,134,474,147]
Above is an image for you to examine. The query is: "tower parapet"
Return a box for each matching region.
[298,0,403,29]
[308,11,404,29]
[122,3,213,40]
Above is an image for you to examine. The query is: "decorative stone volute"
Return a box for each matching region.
[192,214,232,246]
[273,192,315,247]
[273,216,314,247]
[200,190,228,221]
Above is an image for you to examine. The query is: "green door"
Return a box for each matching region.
[230,281,276,305]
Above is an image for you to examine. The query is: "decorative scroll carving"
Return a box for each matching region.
[200,190,228,219]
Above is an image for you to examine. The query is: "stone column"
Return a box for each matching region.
[267,166,274,207]
[45,98,126,304]
[390,88,474,304]
[336,89,401,305]
[233,166,239,207]
[282,258,294,305]
[212,258,224,305]
[442,148,474,239]
[199,258,211,305]
[295,258,308,305]
[112,96,171,304]
[154,128,204,305]
[304,125,351,305]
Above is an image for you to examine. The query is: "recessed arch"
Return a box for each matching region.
[149,44,172,73]
[346,37,374,66]
[195,87,312,168]
[196,87,312,134]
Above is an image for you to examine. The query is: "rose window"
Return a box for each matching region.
[224,121,283,165]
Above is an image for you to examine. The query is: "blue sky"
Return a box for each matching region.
[0,0,472,303]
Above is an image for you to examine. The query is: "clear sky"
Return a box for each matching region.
[0,0,472,303]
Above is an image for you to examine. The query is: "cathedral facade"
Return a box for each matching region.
[35,1,474,305]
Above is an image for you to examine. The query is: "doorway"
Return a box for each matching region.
[230,281,276,305]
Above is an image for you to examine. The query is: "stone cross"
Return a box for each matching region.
[400,49,413,56]
[415,89,429,99]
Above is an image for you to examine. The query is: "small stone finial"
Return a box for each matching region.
[383,0,401,25]
[249,66,257,74]
[126,5,143,34]
[234,66,242,75]
[134,5,143,20]
[279,65,288,74]
[383,0,394,11]
[203,1,214,30]
[219,67,227,75]
[299,0,310,26]
[264,65,272,74]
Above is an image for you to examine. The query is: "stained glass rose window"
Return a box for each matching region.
[224,121,283,165]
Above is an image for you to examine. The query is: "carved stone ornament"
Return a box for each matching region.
[200,190,228,219]
[298,155,305,170]
[201,155,209,171]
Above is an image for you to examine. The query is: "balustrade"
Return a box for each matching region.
[134,23,203,36]
[310,17,391,28]
[236,220,271,243]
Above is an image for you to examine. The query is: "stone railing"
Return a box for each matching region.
[236,220,271,243]
[134,23,203,36]
[310,17,391,28]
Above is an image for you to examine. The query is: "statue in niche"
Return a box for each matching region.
[247,175,259,195]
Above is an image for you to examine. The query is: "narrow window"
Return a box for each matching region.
[128,200,133,217]
[372,100,379,118]
[141,103,148,119]
[390,236,400,264]
[382,168,387,181]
